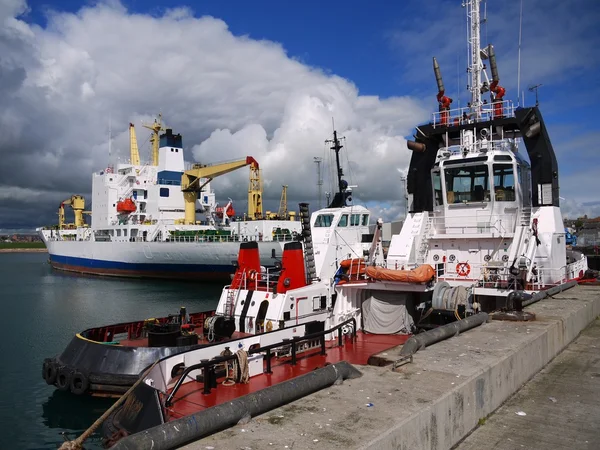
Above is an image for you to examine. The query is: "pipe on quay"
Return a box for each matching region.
[111,361,363,450]
[521,280,578,308]
[400,313,489,357]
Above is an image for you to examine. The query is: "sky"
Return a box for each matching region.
[1,0,599,232]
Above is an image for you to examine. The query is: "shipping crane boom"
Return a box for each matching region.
[129,123,140,166]
[142,113,165,166]
[181,156,260,225]
[58,195,87,229]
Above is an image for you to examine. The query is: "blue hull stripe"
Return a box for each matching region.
[49,254,233,273]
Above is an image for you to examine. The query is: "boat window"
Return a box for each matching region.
[432,170,443,206]
[362,214,369,226]
[314,214,334,227]
[444,165,490,203]
[160,188,169,197]
[338,214,348,227]
[493,164,516,201]
[350,214,361,226]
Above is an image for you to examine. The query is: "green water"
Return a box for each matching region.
[0,252,222,449]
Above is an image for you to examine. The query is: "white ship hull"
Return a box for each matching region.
[43,238,287,281]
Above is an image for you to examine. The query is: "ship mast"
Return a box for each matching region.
[325,130,347,207]
[465,0,483,118]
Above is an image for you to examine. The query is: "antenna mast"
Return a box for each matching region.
[528,84,542,106]
[465,0,483,117]
[108,115,114,172]
[313,157,323,209]
[326,130,344,200]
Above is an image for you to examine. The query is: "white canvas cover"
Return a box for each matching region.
[362,291,414,334]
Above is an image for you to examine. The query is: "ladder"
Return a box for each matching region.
[299,203,317,281]
[416,214,432,264]
[225,268,246,317]
[224,289,236,317]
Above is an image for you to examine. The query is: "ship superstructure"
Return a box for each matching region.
[38,118,301,281]
[383,0,588,310]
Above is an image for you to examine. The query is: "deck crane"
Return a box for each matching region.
[181,156,262,225]
[278,185,288,219]
[248,162,263,220]
[129,123,141,165]
[142,113,165,166]
[58,195,90,229]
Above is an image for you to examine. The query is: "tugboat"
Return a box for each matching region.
[94,2,589,448]
[42,131,381,398]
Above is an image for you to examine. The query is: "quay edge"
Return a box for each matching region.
[179,284,600,450]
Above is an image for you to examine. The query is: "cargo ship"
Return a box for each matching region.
[37,116,301,281]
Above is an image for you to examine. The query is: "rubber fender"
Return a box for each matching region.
[56,366,73,392]
[43,359,57,385]
[70,371,89,395]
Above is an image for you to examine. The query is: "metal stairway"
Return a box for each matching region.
[416,214,432,264]
[299,203,317,281]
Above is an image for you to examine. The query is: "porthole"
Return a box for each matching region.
[449,254,456,262]
[433,254,440,262]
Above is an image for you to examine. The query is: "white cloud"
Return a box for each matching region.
[0,0,428,228]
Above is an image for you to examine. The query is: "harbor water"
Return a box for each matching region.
[0,252,222,450]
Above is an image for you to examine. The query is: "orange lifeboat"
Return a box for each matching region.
[116,198,136,214]
[216,206,235,218]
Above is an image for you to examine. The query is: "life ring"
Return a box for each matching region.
[266,320,273,332]
[136,180,140,185]
[70,370,89,395]
[43,359,57,385]
[56,366,73,391]
[456,262,471,277]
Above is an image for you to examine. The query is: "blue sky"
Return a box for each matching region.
[1,0,599,230]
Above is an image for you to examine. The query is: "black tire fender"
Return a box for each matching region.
[70,371,89,395]
[43,359,58,385]
[56,366,73,391]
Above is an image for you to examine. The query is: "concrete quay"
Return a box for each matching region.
[456,317,600,450]
[182,285,600,450]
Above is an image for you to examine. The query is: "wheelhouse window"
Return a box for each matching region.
[337,214,348,227]
[350,214,361,226]
[314,214,334,227]
[362,214,369,226]
[432,170,443,206]
[493,164,516,201]
[444,165,490,203]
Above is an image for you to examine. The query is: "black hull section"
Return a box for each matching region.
[42,335,208,396]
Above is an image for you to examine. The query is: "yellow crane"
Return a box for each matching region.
[181,157,262,225]
[58,195,90,229]
[129,123,141,165]
[248,163,263,220]
[278,185,288,219]
[142,113,165,166]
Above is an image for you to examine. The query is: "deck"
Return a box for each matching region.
[165,331,409,420]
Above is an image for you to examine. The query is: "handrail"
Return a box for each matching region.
[164,317,357,406]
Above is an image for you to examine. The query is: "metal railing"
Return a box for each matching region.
[164,317,357,406]
[165,233,295,244]
[430,214,515,236]
[81,310,215,343]
[432,100,516,129]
